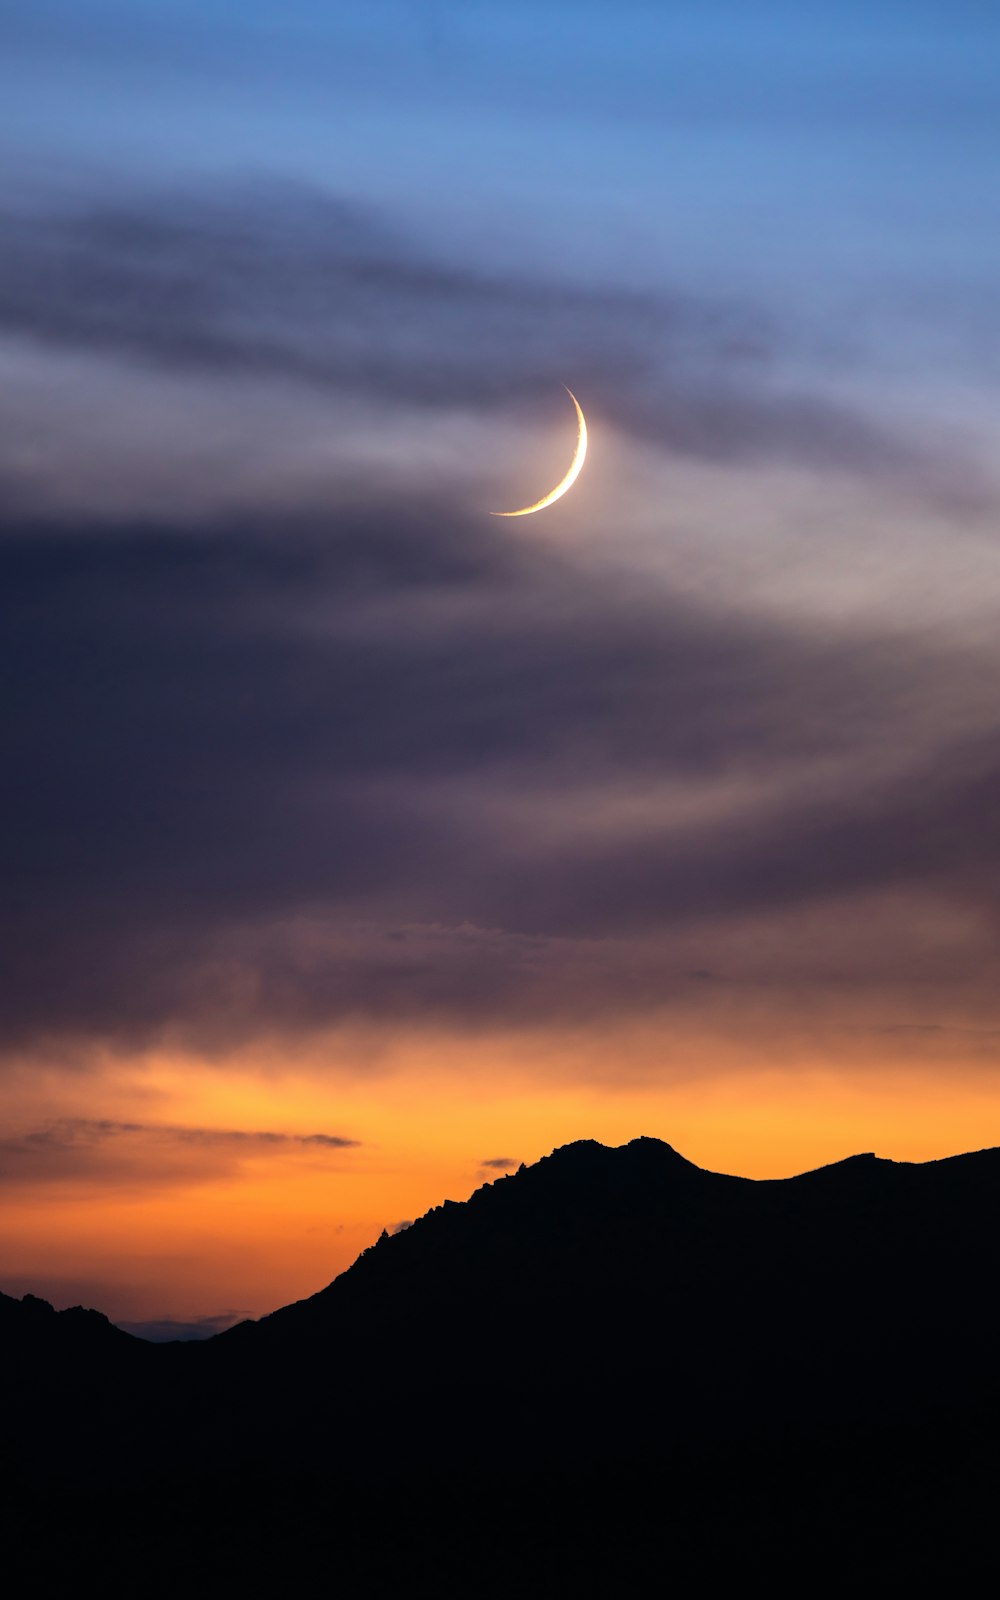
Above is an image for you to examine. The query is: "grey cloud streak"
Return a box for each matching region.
[116,1312,249,1342]
[0,179,929,479]
[0,1119,360,1186]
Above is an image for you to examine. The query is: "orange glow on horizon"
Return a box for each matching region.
[3,1026,1000,1328]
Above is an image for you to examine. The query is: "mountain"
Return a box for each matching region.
[1,1287,139,1352]
[206,1136,1000,1465]
[6,1136,1000,1592]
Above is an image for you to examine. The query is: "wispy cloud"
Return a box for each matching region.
[6,1118,358,1149]
[115,1310,249,1342]
[0,179,931,489]
[0,1119,360,1187]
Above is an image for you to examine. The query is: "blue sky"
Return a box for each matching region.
[5,0,999,329]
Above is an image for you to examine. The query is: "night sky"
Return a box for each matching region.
[4,1,1000,1337]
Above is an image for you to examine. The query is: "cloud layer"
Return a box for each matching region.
[2,179,999,1061]
[3,494,998,1051]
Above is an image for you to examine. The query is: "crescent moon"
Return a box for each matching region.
[491,387,588,517]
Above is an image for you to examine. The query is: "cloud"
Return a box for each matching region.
[0,178,933,489]
[479,1158,518,1171]
[1,487,999,1053]
[1,178,998,1061]
[5,1118,358,1148]
[0,1119,360,1186]
[115,1311,248,1342]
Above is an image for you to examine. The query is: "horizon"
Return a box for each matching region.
[11,1129,1000,1341]
[4,2,1000,1335]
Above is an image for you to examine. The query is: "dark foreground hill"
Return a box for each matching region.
[6,1137,1000,1593]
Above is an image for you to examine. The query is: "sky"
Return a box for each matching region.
[3,0,1000,1337]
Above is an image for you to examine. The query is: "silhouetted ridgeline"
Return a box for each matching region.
[6,1137,1000,1592]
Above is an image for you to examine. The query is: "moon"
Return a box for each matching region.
[491,387,588,517]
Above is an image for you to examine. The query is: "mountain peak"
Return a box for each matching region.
[535,1134,702,1173]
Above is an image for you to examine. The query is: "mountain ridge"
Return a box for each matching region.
[6,1133,1000,1590]
[6,1134,1000,1337]
[239,1133,1000,1331]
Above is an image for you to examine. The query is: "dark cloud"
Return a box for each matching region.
[0,1119,360,1184]
[0,180,929,478]
[0,177,996,1054]
[1,492,998,1049]
[498,737,1000,938]
[480,1158,518,1171]
[6,1118,357,1149]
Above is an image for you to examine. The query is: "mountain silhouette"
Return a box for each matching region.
[6,1137,1000,1592]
